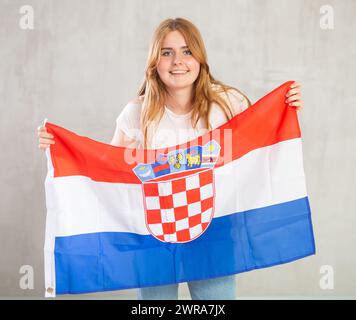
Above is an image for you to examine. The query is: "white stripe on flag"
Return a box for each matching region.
[46,138,307,237]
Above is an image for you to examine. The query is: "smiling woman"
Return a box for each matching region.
[139,19,254,149]
[108,18,253,300]
[111,18,253,151]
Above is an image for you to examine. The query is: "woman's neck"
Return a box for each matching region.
[165,87,193,115]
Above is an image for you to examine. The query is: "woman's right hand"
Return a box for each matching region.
[37,125,55,150]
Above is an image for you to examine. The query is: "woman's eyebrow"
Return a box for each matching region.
[161,46,189,50]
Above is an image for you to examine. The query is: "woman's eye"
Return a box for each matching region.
[161,50,192,56]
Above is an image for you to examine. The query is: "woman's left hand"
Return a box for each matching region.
[286,81,303,112]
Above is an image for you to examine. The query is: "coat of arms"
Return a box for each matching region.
[133,140,221,243]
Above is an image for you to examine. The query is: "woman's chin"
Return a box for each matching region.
[164,81,196,91]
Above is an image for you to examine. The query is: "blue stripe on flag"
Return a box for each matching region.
[54,197,315,294]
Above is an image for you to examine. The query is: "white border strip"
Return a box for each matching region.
[44,147,56,297]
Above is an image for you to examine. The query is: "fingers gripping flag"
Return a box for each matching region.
[43,81,316,297]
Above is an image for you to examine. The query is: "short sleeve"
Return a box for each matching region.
[113,102,142,142]
[224,89,250,116]
[208,87,251,130]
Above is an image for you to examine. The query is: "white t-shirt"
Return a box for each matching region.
[112,88,249,149]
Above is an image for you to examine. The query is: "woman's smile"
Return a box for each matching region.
[169,70,190,76]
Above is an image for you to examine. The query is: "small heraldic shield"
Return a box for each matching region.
[133,140,221,243]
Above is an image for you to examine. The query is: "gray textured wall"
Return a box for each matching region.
[0,0,355,299]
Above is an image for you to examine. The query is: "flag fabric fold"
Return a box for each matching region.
[43,81,315,297]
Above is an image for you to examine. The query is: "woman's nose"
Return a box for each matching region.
[172,52,184,65]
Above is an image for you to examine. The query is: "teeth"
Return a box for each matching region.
[170,71,188,74]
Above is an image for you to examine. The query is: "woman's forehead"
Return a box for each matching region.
[161,30,187,48]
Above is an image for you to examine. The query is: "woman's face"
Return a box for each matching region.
[156,31,200,91]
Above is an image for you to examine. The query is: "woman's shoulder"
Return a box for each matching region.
[212,83,247,101]
[127,95,144,106]
[212,84,250,115]
[116,95,144,128]
[119,95,144,118]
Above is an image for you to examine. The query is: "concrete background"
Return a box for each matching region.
[0,0,355,299]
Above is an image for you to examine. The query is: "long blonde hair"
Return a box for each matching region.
[138,17,251,148]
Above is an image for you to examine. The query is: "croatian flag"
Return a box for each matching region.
[43,81,316,297]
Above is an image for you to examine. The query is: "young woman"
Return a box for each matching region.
[38,18,303,299]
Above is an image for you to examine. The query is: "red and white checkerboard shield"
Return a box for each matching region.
[141,168,215,243]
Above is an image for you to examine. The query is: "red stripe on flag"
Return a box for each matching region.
[46,81,300,183]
